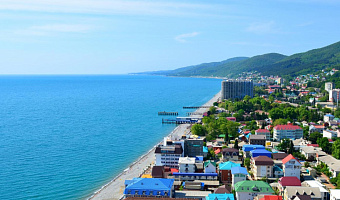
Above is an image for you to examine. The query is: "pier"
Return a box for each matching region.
[186,112,203,116]
[183,106,211,109]
[158,111,178,116]
[162,117,200,124]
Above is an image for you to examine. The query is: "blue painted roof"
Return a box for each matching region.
[250,149,272,158]
[242,145,265,152]
[206,194,235,200]
[273,165,283,172]
[124,178,174,194]
[219,161,241,170]
[173,172,218,176]
[325,114,334,117]
[203,146,209,153]
[196,156,204,161]
[250,149,271,154]
[231,166,248,175]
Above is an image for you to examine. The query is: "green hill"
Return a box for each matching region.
[136,40,340,77]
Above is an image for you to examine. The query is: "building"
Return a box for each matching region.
[330,189,340,200]
[172,172,218,181]
[324,114,335,123]
[317,155,340,178]
[124,178,174,197]
[235,180,274,200]
[273,125,303,141]
[178,157,196,173]
[284,186,322,200]
[155,141,183,169]
[256,129,271,140]
[251,149,272,158]
[302,180,329,200]
[300,146,317,160]
[323,129,338,139]
[204,160,217,173]
[278,177,301,195]
[259,195,283,200]
[222,148,240,161]
[219,161,241,183]
[329,89,340,103]
[249,135,267,146]
[231,166,248,188]
[185,137,204,157]
[325,82,334,92]
[309,125,325,134]
[282,154,301,179]
[221,79,253,100]
[206,194,235,200]
[272,153,288,160]
[243,145,266,158]
[151,166,165,178]
[251,156,274,179]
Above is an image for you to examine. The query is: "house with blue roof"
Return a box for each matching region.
[203,146,209,158]
[206,193,235,200]
[242,145,265,158]
[250,149,272,158]
[124,178,174,197]
[324,114,335,122]
[219,161,241,183]
[231,166,248,188]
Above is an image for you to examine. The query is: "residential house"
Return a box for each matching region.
[273,125,303,141]
[300,146,317,160]
[231,166,248,188]
[243,145,266,158]
[259,195,283,200]
[185,137,204,157]
[309,125,325,134]
[278,177,301,195]
[284,186,322,200]
[172,172,218,181]
[249,135,267,146]
[235,180,274,200]
[256,129,271,140]
[282,154,302,179]
[222,148,240,161]
[206,194,235,200]
[178,157,196,173]
[155,141,183,169]
[330,189,340,200]
[292,195,312,200]
[219,161,241,183]
[251,149,272,158]
[251,156,274,179]
[273,165,284,178]
[151,166,165,178]
[204,160,217,173]
[302,180,329,200]
[214,185,232,194]
[317,155,340,178]
[324,114,335,123]
[272,153,289,160]
[323,129,338,139]
[124,178,174,197]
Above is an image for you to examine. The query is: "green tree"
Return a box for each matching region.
[234,139,239,149]
[209,106,217,115]
[191,124,205,136]
[277,138,291,153]
[317,137,331,154]
[332,140,340,159]
[309,132,322,144]
[273,118,288,126]
[269,108,284,121]
[244,158,250,169]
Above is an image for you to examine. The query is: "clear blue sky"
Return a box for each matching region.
[0,0,340,74]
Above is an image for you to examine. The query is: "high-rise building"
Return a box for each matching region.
[325,82,334,92]
[329,89,340,103]
[221,79,253,100]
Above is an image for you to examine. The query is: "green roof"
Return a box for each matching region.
[234,181,274,193]
[218,134,226,138]
[204,160,216,168]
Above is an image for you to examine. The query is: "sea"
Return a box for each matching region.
[0,75,221,200]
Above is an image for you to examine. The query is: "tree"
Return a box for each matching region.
[309,132,322,144]
[209,106,217,115]
[244,158,250,169]
[269,95,275,103]
[269,108,284,121]
[317,137,331,154]
[333,140,340,159]
[191,124,205,136]
[288,140,294,154]
[277,138,291,153]
[234,139,239,149]
[273,118,288,126]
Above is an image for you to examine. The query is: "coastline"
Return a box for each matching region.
[87,91,221,200]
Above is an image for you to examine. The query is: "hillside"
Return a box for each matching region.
[136,40,340,77]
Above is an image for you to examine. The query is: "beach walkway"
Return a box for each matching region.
[88,91,220,200]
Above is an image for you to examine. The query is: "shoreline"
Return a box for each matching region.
[87,91,221,200]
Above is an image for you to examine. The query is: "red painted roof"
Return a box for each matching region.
[307,144,319,147]
[274,125,302,130]
[329,139,333,142]
[214,149,221,155]
[256,129,270,133]
[170,168,179,173]
[314,125,324,128]
[282,154,301,165]
[278,176,301,186]
[226,117,236,121]
[244,131,251,134]
[260,195,283,200]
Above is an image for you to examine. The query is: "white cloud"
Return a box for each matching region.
[175,32,199,43]
[246,21,279,34]
[0,0,215,17]
[14,24,93,36]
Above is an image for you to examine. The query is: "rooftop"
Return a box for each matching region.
[234,180,274,193]
[206,194,235,200]
[282,154,301,165]
[219,161,241,170]
[249,135,266,140]
[178,157,195,164]
[253,156,274,165]
[124,178,174,194]
[278,176,301,187]
[231,166,248,175]
[274,125,302,130]
[256,129,270,133]
[259,195,283,200]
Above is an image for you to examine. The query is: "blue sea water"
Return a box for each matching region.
[0,75,221,200]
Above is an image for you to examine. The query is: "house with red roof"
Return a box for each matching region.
[259,195,283,200]
[278,176,301,195]
[273,125,303,141]
[282,154,301,179]
[255,129,271,140]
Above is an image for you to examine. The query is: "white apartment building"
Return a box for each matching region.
[273,125,303,141]
[282,154,301,180]
[178,157,196,173]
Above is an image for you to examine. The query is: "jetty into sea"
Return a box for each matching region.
[158,111,178,116]
[162,117,201,124]
[183,106,211,109]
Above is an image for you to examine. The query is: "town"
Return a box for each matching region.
[122,68,340,200]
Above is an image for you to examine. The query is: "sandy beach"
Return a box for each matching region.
[88,91,221,200]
